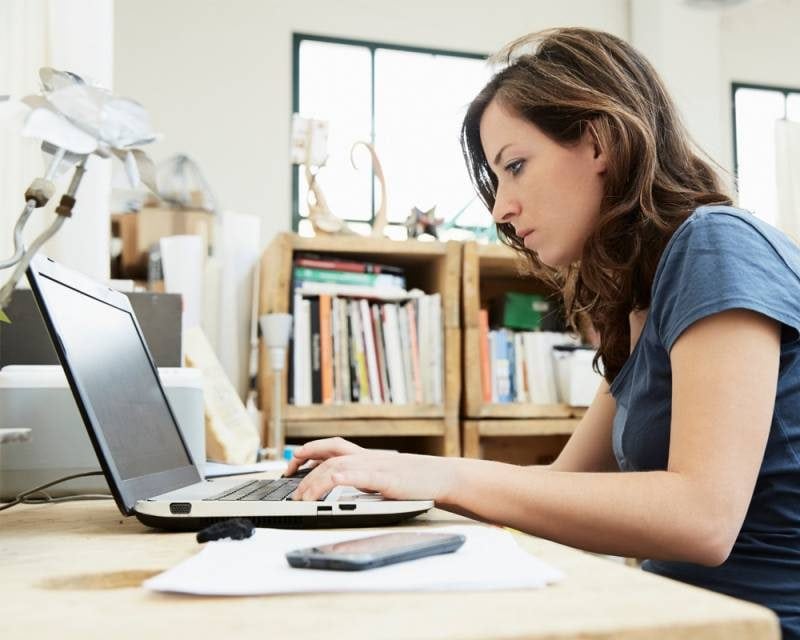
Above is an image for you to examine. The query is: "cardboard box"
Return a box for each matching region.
[111,207,214,278]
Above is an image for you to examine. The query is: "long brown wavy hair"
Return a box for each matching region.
[461,28,732,383]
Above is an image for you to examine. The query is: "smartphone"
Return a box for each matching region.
[285,531,466,571]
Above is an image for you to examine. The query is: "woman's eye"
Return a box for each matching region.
[505,160,524,176]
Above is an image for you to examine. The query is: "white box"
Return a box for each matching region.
[0,365,204,500]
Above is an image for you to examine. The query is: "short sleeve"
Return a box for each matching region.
[652,211,800,353]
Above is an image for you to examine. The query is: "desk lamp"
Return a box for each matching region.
[0,67,158,318]
[258,313,293,460]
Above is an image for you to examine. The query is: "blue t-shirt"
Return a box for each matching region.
[610,205,800,638]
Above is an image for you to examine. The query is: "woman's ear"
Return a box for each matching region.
[585,120,607,175]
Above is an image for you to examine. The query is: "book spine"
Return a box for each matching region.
[479,309,491,403]
[489,331,498,403]
[514,332,526,402]
[372,303,390,403]
[418,296,430,404]
[431,293,443,405]
[406,301,423,404]
[330,296,341,403]
[294,266,405,289]
[300,298,312,405]
[308,296,322,404]
[359,299,383,404]
[495,328,512,403]
[290,292,302,405]
[295,281,409,301]
[339,298,351,403]
[348,300,370,403]
[294,256,404,276]
[397,303,415,404]
[383,304,407,404]
[319,294,333,404]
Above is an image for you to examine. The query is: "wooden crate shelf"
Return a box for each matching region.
[461,241,585,462]
[258,232,461,456]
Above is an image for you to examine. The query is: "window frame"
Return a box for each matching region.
[291,32,488,233]
[731,80,800,186]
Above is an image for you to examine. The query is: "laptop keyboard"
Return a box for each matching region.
[204,468,312,502]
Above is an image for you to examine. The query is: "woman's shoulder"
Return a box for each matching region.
[655,205,800,282]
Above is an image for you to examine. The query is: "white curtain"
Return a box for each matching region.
[775,119,800,244]
[0,0,113,281]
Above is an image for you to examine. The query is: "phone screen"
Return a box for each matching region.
[287,531,466,570]
[314,532,455,556]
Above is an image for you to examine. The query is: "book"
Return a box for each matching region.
[293,266,405,290]
[430,293,443,405]
[397,302,415,405]
[294,253,405,277]
[348,300,370,403]
[405,300,423,404]
[319,294,333,405]
[514,332,526,402]
[382,303,407,404]
[330,296,341,403]
[494,329,512,403]
[296,297,312,405]
[371,303,390,403]
[308,296,321,404]
[337,298,351,404]
[359,299,382,404]
[295,281,411,301]
[478,309,491,403]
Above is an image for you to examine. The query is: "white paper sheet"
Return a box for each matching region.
[143,524,564,596]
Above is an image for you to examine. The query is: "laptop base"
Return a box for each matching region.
[135,509,430,532]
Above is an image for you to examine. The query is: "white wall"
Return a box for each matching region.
[113,0,629,248]
[720,0,800,192]
[0,0,113,281]
[631,0,728,183]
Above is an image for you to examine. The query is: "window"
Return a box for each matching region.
[733,83,800,225]
[292,34,493,239]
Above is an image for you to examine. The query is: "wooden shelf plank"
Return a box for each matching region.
[285,404,444,421]
[470,403,585,419]
[287,420,445,438]
[473,419,581,437]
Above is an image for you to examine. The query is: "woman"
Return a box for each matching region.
[286,28,800,637]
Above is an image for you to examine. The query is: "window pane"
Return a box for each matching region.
[374,49,492,229]
[788,93,800,122]
[735,87,786,225]
[298,40,372,221]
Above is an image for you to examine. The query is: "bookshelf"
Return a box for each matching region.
[461,241,586,462]
[257,232,462,457]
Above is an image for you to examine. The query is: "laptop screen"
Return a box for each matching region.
[38,274,192,479]
[28,257,202,514]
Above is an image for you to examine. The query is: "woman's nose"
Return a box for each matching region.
[492,189,519,224]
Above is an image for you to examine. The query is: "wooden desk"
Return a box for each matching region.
[1,500,780,639]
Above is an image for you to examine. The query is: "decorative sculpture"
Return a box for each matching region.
[350,141,388,238]
[405,205,443,240]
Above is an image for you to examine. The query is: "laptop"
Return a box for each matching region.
[26,255,433,531]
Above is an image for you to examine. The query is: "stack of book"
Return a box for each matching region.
[289,254,444,406]
[478,309,581,405]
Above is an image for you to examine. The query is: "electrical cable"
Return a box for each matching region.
[0,470,111,512]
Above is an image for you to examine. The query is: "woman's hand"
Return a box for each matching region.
[288,439,461,503]
[284,437,365,477]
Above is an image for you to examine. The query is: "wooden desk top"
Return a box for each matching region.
[1,500,780,640]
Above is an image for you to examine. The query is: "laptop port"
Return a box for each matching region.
[338,504,356,511]
[317,506,332,512]
[169,502,191,514]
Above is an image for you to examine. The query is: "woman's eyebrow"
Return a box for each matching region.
[493,143,512,167]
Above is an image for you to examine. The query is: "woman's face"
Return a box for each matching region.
[479,98,607,267]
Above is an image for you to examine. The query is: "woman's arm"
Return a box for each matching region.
[452,309,779,564]
[293,309,779,566]
[548,379,618,472]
